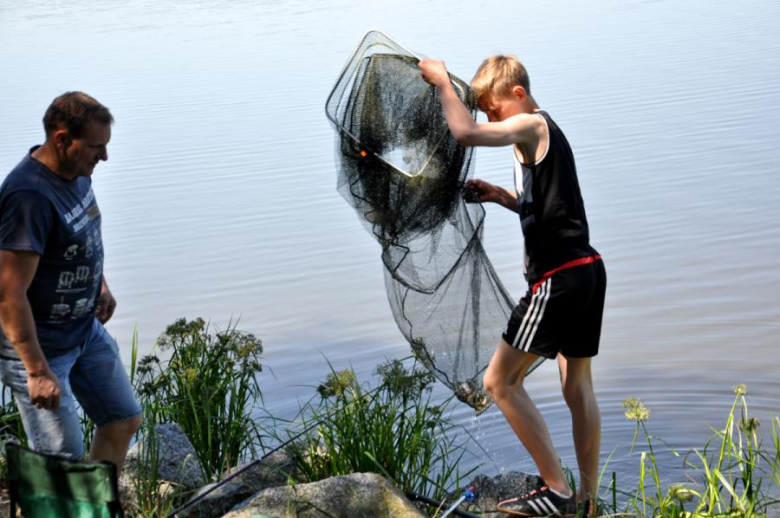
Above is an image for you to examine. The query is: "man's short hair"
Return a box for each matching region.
[470,55,531,102]
[43,92,114,138]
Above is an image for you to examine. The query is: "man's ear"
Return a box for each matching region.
[53,130,71,153]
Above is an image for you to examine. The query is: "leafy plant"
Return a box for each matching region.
[0,386,25,447]
[612,385,780,517]
[287,359,476,502]
[132,318,264,482]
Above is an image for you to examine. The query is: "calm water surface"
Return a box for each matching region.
[2,0,779,491]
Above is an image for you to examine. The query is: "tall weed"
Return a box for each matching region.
[611,386,779,517]
[132,318,264,482]
[287,359,476,502]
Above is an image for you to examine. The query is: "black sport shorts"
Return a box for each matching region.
[502,256,607,359]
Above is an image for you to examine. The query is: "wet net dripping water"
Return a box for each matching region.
[325,30,543,413]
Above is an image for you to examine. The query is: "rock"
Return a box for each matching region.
[451,471,542,517]
[120,423,206,510]
[178,447,296,518]
[223,472,426,518]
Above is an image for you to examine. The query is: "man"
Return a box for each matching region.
[420,56,606,516]
[0,92,141,473]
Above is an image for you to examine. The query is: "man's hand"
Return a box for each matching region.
[28,367,60,410]
[419,59,450,89]
[95,280,117,323]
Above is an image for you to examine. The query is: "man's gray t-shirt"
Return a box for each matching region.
[0,147,104,355]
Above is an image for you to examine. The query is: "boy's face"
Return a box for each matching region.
[477,88,525,122]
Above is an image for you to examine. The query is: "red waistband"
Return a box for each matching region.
[532,254,602,294]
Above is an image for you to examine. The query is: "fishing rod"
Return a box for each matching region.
[169,377,484,517]
[406,487,480,518]
[170,373,473,517]
[167,382,383,516]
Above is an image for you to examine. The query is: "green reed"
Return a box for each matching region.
[603,386,780,517]
[127,331,186,517]
[132,318,264,483]
[0,386,25,448]
[285,359,476,503]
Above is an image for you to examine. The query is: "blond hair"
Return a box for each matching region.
[470,55,530,102]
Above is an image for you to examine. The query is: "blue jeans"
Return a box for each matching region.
[0,319,141,459]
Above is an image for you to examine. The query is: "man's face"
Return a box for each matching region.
[57,120,111,178]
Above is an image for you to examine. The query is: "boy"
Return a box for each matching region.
[419,56,606,516]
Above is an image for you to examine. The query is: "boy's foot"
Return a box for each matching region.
[497,485,577,516]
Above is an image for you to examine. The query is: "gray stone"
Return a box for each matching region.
[120,423,206,510]
[449,471,542,517]
[223,472,426,518]
[178,448,296,518]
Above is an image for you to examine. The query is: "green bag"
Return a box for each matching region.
[5,442,122,517]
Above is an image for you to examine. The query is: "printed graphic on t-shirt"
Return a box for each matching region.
[0,150,105,353]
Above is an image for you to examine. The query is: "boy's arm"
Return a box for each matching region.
[465,179,520,214]
[419,59,541,147]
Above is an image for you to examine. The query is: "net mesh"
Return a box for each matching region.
[326,31,543,413]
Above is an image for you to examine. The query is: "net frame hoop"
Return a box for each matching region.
[325,29,468,178]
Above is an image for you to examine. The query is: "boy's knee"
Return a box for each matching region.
[562,380,594,408]
[483,369,519,402]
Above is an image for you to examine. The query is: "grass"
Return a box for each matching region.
[127,319,266,516]
[131,318,265,483]
[2,323,779,518]
[284,359,477,505]
[579,386,780,517]
[0,386,25,448]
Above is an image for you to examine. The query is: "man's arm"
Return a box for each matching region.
[419,59,542,147]
[0,250,60,409]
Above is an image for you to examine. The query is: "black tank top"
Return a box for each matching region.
[513,110,598,282]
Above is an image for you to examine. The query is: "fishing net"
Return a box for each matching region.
[326,31,543,413]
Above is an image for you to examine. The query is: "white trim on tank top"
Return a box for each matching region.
[512,110,550,167]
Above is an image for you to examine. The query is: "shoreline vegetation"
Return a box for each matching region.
[0,318,778,517]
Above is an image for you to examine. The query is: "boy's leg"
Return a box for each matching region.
[70,319,142,475]
[483,339,571,496]
[558,354,600,501]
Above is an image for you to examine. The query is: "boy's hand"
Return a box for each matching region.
[465,179,520,213]
[464,179,499,203]
[419,59,450,89]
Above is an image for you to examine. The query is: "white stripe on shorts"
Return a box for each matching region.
[511,278,552,351]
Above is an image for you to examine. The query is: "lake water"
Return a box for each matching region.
[2,0,779,495]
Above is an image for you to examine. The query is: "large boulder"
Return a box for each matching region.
[119,423,206,510]
[449,471,542,517]
[178,447,296,518]
[223,472,426,518]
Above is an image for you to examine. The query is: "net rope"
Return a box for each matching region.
[326,31,542,413]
